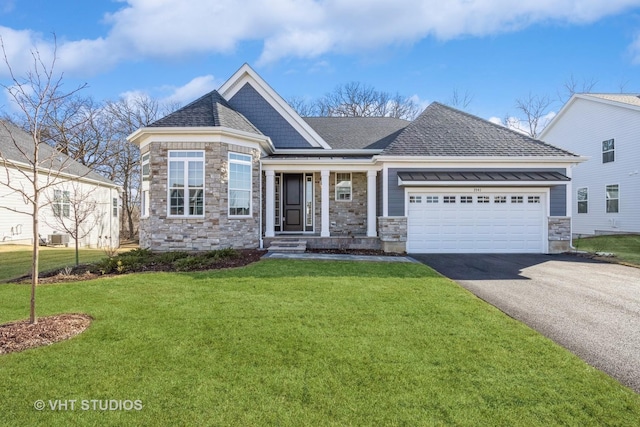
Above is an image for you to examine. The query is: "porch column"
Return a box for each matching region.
[367,170,377,237]
[265,170,275,238]
[321,169,330,237]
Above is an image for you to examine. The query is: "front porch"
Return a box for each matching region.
[263,169,378,239]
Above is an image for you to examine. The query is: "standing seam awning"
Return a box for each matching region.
[397,171,570,183]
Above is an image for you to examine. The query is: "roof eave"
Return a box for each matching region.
[375,155,587,164]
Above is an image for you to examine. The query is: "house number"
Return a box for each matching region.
[473,188,482,192]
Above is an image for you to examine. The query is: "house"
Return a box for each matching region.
[540,94,640,236]
[0,120,120,248]
[128,64,584,254]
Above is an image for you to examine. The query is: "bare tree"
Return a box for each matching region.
[446,88,474,109]
[103,94,165,239]
[287,96,318,117]
[43,182,102,266]
[558,74,598,104]
[0,36,86,324]
[315,82,419,120]
[512,93,554,138]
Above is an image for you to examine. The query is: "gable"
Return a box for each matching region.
[228,83,313,149]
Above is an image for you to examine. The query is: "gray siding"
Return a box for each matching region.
[388,168,568,217]
[228,83,313,149]
[550,185,566,216]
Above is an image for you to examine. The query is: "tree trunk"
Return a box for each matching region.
[30,168,39,325]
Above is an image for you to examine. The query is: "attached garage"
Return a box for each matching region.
[406,189,546,253]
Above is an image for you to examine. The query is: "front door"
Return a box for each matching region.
[283,174,303,232]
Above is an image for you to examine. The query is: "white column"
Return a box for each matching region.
[265,170,275,238]
[321,169,330,237]
[367,170,377,237]
[382,166,389,216]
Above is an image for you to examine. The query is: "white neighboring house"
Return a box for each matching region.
[0,120,121,248]
[540,94,640,236]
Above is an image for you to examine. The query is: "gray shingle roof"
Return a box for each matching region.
[0,120,116,186]
[382,102,578,157]
[149,90,262,135]
[303,117,409,149]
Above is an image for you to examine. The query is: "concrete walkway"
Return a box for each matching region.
[262,252,417,263]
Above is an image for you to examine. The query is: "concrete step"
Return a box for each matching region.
[267,239,307,253]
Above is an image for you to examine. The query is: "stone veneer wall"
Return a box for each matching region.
[328,172,367,236]
[139,141,261,251]
[548,216,571,253]
[377,216,407,253]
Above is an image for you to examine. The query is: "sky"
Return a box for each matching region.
[1,0,640,128]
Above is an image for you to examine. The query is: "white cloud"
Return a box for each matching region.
[160,75,219,105]
[3,1,640,75]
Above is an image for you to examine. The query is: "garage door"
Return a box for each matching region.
[407,191,545,253]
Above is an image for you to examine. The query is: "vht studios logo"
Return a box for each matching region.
[34,399,143,411]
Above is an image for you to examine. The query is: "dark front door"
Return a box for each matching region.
[283,174,303,232]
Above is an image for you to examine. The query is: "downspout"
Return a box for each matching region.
[259,156,263,249]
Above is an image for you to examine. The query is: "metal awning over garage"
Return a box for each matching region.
[397,171,570,186]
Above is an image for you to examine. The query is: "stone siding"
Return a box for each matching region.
[139,141,260,251]
[328,172,367,236]
[548,216,571,253]
[377,216,407,253]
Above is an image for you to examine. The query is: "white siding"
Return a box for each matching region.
[542,98,640,235]
[0,165,119,248]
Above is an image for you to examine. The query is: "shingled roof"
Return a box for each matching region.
[382,102,578,157]
[149,90,262,135]
[303,117,409,149]
[0,120,116,186]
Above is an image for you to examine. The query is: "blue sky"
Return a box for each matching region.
[1,0,640,126]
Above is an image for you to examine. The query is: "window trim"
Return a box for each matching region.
[141,152,150,181]
[167,150,205,218]
[605,184,619,214]
[602,139,615,164]
[577,187,588,214]
[53,189,70,218]
[228,152,253,218]
[335,172,352,201]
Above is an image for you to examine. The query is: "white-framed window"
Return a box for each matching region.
[168,151,204,217]
[425,196,439,203]
[528,196,541,204]
[335,172,352,201]
[477,196,490,203]
[112,198,118,217]
[460,196,473,203]
[577,188,588,214]
[141,190,149,217]
[494,196,506,204]
[602,139,615,164]
[409,195,422,204]
[141,152,150,181]
[606,184,619,213]
[511,196,523,204]
[53,189,70,218]
[443,196,456,203]
[229,152,252,217]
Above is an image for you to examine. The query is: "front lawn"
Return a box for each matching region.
[1,260,639,426]
[575,234,640,266]
[0,247,109,283]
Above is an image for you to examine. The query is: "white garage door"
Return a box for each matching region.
[407,191,545,253]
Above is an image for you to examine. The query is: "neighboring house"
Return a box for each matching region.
[0,120,121,248]
[540,94,640,236]
[128,64,584,254]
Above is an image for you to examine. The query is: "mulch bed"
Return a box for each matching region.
[0,313,92,355]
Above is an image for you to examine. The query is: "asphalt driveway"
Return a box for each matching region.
[411,253,640,393]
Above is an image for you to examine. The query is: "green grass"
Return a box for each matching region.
[575,234,640,266]
[0,248,109,283]
[1,260,639,426]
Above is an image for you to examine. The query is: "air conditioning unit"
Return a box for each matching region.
[49,234,69,246]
